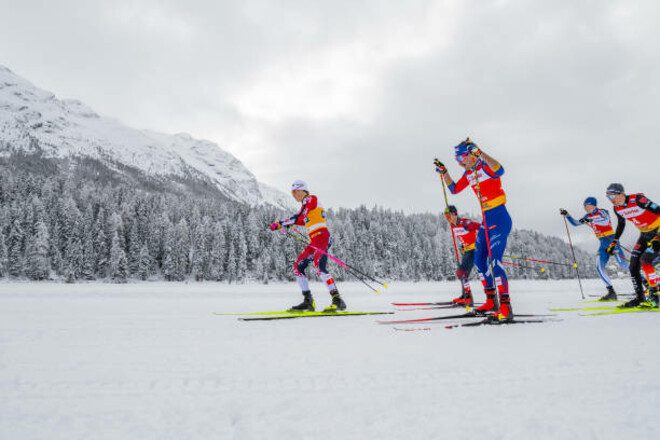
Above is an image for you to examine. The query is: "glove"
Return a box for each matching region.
[434,159,447,174]
[269,221,282,231]
[606,239,618,255]
[468,143,482,158]
[559,209,568,216]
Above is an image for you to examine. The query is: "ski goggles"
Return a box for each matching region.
[455,153,470,164]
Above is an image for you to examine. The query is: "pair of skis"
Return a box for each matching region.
[215,310,393,321]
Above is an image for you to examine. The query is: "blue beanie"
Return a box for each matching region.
[454,139,473,157]
[583,197,597,206]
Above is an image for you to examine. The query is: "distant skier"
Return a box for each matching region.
[435,138,513,321]
[605,183,660,308]
[443,205,481,306]
[560,197,628,301]
[270,180,346,312]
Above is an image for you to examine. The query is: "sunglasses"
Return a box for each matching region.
[455,153,470,164]
[606,193,620,200]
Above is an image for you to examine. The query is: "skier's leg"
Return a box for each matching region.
[290,246,315,311]
[486,206,513,319]
[454,250,475,305]
[622,232,652,307]
[474,226,497,312]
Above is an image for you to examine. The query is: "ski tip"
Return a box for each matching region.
[383,283,390,289]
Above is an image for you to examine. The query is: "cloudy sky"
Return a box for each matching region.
[2,0,659,248]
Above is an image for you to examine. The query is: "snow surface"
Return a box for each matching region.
[0,65,292,208]
[0,279,658,440]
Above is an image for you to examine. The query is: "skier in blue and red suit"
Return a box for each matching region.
[435,138,513,320]
[560,197,629,301]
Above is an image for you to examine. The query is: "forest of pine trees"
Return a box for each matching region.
[0,165,597,283]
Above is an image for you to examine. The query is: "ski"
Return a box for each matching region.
[378,311,555,325]
[214,310,309,316]
[239,311,394,321]
[444,317,562,329]
[394,304,482,312]
[581,307,660,317]
[549,306,616,312]
[391,301,456,307]
[588,294,634,299]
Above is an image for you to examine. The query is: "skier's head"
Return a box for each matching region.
[291,179,309,202]
[454,137,477,170]
[605,183,626,206]
[443,205,459,225]
[583,196,598,213]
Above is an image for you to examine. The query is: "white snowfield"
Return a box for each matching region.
[0,65,291,209]
[0,279,657,440]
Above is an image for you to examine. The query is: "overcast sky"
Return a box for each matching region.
[2,0,659,248]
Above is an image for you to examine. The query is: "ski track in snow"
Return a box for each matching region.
[0,279,658,440]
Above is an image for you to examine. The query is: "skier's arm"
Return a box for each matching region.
[469,144,504,177]
[636,195,660,214]
[559,209,583,227]
[566,214,582,227]
[434,159,457,188]
[613,211,626,240]
[280,197,313,227]
[448,173,469,194]
[464,219,482,231]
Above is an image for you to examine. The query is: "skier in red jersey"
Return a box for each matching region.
[270,180,346,312]
[605,183,660,308]
[444,205,481,307]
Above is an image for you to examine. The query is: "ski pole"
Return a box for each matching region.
[284,228,389,292]
[502,260,547,273]
[504,255,573,267]
[281,228,380,293]
[287,228,389,288]
[436,166,461,265]
[562,215,585,299]
[472,165,501,310]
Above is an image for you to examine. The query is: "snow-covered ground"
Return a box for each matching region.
[0,279,657,440]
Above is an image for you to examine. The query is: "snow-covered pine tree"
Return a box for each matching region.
[25,220,51,280]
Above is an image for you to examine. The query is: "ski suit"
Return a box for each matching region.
[566,208,628,288]
[450,217,480,295]
[613,194,660,298]
[449,161,512,294]
[280,195,337,293]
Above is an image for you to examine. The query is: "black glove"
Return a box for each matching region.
[434,159,448,175]
[606,239,618,255]
[559,209,568,216]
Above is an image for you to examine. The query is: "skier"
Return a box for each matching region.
[270,180,346,312]
[435,138,513,320]
[443,205,481,306]
[560,197,628,301]
[605,183,660,308]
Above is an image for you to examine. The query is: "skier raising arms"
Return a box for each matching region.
[270,180,347,312]
[560,197,628,301]
[435,138,513,320]
[444,205,481,307]
[605,183,660,308]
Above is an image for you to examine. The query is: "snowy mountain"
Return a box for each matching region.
[0,65,293,209]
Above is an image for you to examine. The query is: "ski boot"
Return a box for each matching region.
[475,289,497,315]
[598,286,617,301]
[649,292,659,308]
[323,290,347,312]
[289,291,315,312]
[619,294,645,309]
[452,291,474,307]
[489,293,513,322]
